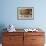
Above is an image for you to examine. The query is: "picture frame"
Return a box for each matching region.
[17,7,34,20]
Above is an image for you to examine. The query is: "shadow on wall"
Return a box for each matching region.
[0,24,7,43]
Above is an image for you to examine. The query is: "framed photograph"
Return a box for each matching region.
[17,7,34,20]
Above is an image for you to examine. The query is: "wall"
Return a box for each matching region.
[0,0,46,30]
[0,0,46,29]
[0,0,46,44]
